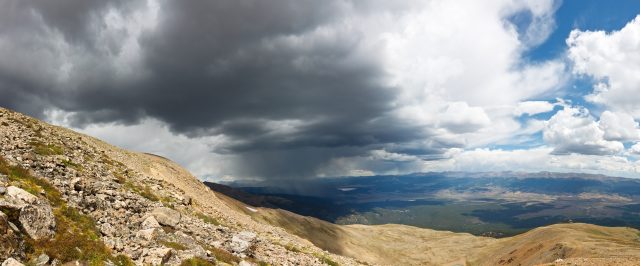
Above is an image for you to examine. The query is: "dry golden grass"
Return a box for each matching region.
[216,192,640,266]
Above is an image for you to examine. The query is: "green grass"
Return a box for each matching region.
[319,256,339,266]
[124,181,159,202]
[30,141,64,156]
[179,257,216,266]
[160,241,188,251]
[196,212,221,226]
[112,255,135,266]
[1,157,64,206]
[61,160,83,171]
[0,156,133,265]
[284,244,301,253]
[206,246,240,264]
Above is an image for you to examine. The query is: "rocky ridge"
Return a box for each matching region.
[0,107,360,266]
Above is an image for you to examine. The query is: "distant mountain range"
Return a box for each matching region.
[3,107,640,266]
[212,172,640,236]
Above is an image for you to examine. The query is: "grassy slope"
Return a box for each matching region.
[214,188,640,266]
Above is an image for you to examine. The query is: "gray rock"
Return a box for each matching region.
[0,199,22,211]
[143,248,172,265]
[1,258,23,266]
[182,196,191,206]
[6,186,38,205]
[34,254,49,266]
[0,174,7,186]
[239,261,252,266]
[230,231,257,254]
[7,222,19,233]
[0,187,6,195]
[151,207,181,228]
[19,202,56,240]
[136,228,157,241]
[99,223,115,236]
[141,216,162,230]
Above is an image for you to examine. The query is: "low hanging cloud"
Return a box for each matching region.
[13,0,640,180]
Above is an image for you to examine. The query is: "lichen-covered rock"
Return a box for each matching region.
[18,202,55,241]
[151,207,181,228]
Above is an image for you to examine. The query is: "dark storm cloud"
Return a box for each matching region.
[0,0,442,179]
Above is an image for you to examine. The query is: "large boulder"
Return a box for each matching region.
[150,207,181,228]
[0,186,55,241]
[5,187,38,206]
[18,203,55,240]
[230,231,257,254]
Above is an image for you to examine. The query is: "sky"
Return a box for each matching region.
[1,0,640,181]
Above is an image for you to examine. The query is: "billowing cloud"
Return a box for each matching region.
[568,15,640,118]
[543,106,624,155]
[9,0,640,180]
[1,0,564,180]
[599,111,640,141]
[631,143,640,155]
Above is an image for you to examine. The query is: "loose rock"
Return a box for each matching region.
[151,207,181,228]
[6,187,38,205]
[230,231,257,254]
[1,258,23,266]
[18,203,55,241]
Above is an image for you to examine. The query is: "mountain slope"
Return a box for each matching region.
[0,107,359,266]
[212,183,640,266]
[2,106,640,266]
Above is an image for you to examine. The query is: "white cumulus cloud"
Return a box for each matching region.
[599,110,640,141]
[567,15,640,118]
[543,106,624,155]
[514,101,556,116]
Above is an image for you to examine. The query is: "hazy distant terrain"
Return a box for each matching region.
[212,172,640,236]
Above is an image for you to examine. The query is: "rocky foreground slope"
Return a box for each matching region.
[2,106,640,266]
[0,107,360,266]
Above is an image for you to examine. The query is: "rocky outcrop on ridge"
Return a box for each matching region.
[0,107,359,266]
